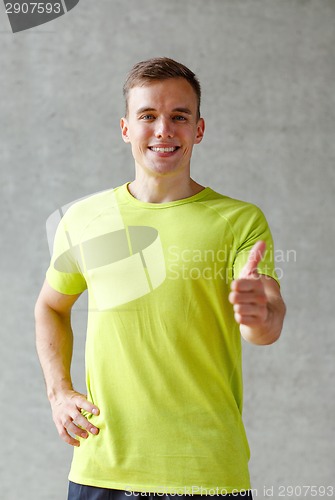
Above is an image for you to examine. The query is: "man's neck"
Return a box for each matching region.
[127,176,205,203]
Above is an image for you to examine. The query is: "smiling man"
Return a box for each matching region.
[35,57,286,500]
[120,68,205,202]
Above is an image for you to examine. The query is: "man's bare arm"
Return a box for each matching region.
[34,280,100,447]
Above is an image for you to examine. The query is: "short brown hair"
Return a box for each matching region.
[123,57,201,119]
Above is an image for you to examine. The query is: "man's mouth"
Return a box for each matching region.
[149,146,179,153]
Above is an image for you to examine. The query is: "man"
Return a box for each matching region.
[35,57,286,500]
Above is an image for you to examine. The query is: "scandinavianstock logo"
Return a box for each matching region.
[3,0,80,33]
[46,191,167,311]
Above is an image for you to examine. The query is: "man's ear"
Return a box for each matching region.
[120,117,130,143]
[194,118,205,145]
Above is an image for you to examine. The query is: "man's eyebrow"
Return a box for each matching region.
[136,107,156,115]
[172,107,192,115]
[136,107,193,115]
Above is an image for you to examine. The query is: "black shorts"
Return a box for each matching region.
[67,482,253,500]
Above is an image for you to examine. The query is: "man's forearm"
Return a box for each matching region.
[35,302,74,401]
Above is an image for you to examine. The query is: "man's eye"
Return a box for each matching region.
[173,115,187,121]
[140,114,155,120]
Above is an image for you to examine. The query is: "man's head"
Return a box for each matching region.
[123,57,201,120]
[120,58,205,182]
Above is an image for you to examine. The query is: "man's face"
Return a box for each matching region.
[120,78,205,179]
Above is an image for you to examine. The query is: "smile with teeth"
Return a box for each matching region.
[149,146,179,152]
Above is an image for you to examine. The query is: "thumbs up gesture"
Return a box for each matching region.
[229,241,268,327]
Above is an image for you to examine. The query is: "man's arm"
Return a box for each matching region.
[34,280,100,447]
[229,241,286,345]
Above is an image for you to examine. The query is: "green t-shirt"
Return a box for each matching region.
[46,183,279,494]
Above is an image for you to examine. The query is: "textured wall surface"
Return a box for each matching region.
[1,1,334,499]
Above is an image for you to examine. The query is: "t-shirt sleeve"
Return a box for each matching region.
[46,213,87,295]
[232,205,280,286]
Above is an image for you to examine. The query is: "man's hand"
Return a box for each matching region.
[229,240,268,327]
[50,389,100,447]
[229,241,286,344]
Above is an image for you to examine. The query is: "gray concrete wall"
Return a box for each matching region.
[1,1,334,498]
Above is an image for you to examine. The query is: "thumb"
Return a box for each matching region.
[239,240,266,278]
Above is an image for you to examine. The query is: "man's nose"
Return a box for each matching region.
[154,118,174,138]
